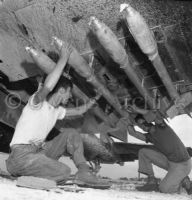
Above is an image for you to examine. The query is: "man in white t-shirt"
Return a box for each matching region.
[6,38,110,189]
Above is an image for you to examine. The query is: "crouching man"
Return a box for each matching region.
[6,39,110,189]
[127,113,192,194]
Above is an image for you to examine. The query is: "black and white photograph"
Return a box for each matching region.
[0,0,192,199]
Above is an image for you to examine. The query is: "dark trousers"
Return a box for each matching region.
[138,148,192,193]
[6,128,87,184]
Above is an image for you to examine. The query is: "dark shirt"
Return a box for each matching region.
[145,124,190,162]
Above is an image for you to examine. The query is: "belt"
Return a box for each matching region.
[10,143,45,151]
[10,144,32,151]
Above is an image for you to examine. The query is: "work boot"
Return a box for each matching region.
[136,176,159,192]
[74,164,111,189]
[182,176,192,195]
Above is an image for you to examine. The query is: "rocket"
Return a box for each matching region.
[120,3,180,101]
[26,37,126,117]
[120,4,158,60]
[89,17,128,66]
[25,46,55,74]
[89,16,154,108]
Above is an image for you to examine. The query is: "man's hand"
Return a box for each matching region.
[125,103,139,113]
[52,36,73,60]
[60,43,73,60]
[89,98,97,105]
[94,90,102,101]
[88,92,102,106]
[94,94,101,101]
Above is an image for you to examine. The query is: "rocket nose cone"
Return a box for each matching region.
[25,46,31,52]
[89,16,97,25]
[25,46,38,56]
[120,3,134,17]
[120,3,130,12]
[51,36,63,49]
[89,16,102,31]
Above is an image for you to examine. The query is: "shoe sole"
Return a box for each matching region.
[74,179,111,189]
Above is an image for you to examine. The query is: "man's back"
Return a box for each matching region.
[146,124,190,162]
[10,95,66,147]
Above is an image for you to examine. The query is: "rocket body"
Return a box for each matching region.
[120,4,158,60]
[89,16,154,107]
[89,16,128,66]
[121,4,180,100]
[26,45,125,116]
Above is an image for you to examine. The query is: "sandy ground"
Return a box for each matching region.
[0,177,191,200]
[0,152,191,200]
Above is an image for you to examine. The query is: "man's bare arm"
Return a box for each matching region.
[33,39,72,105]
[65,98,96,117]
[127,125,146,142]
[66,93,101,117]
[128,104,149,115]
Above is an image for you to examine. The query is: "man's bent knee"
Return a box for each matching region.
[159,182,177,194]
[60,165,71,180]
